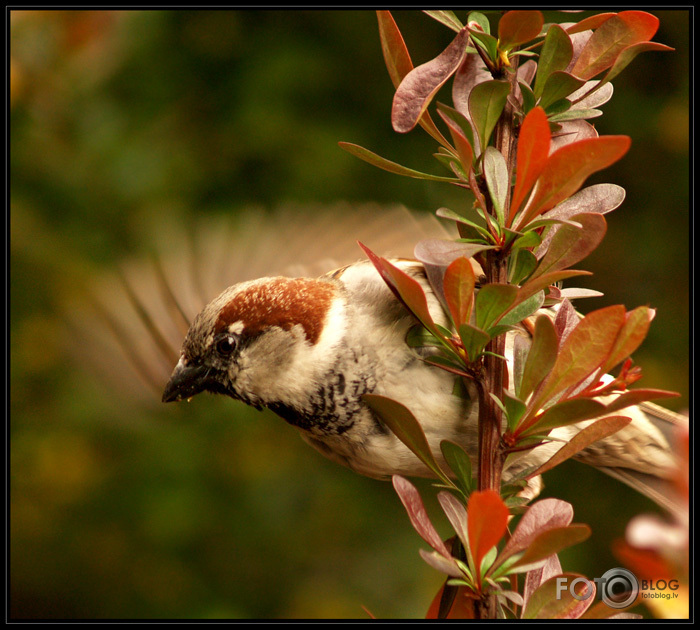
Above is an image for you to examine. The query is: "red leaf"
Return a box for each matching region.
[500,498,574,565]
[529,213,607,281]
[358,242,442,338]
[376,11,452,148]
[498,10,544,50]
[443,256,476,327]
[509,106,550,223]
[572,11,660,80]
[393,476,452,557]
[392,27,470,133]
[517,136,631,228]
[437,109,474,177]
[467,490,509,576]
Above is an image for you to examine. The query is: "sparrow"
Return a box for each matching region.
[71,204,683,508]
[159,250,680,507]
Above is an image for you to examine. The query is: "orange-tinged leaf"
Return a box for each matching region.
[600,306,652,373]
[604,388,680,414]
[467,490,509,575]
[376,10,413,89]
[392,27,470,133]
[565,13,616,35]
[509,106,550,223]
[426,583,477,619]
[530,305,626,411]
[517,136,631,228]
[444,257,476,327]
[527,416,632,478]
[572,11,660,80]
[498,10,544,50]
[599,40,674,86]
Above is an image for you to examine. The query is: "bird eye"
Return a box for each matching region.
[215,336,238,356]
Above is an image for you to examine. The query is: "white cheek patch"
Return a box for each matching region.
[227,321,245,335]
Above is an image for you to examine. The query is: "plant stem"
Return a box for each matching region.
[474,58,520,621]
[477,59,520,496]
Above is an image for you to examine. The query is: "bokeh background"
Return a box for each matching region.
[10,10,689,619]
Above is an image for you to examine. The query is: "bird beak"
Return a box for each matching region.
[162,357,210,403]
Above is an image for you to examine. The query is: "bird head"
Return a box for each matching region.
[162,276,342,409]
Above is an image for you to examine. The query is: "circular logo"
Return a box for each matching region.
[599,568,639,608]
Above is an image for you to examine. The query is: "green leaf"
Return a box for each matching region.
[539,71,586,110]
[423,10,464,33]
[406,324,443,348]
[498,290,545,328]
[503,391,527,432]
[475,283,518,330]
[469,80,511,152]
[518,314,558,401]
[459,323,491,362]
[469,30,499,63]
[444,257,476,327]
[436,207,491,241]
[467,11,491,35]
[392,27,471,133]
[440,441,473,495]
[498,10,544,51]
[509,249,538,285]
[366,397,452,486]
[338,142,459,183]
[534,24,573,97]
[548,108,603,122]
[572,11,660,80]
[516,136,631,228]
[483,147,508,226]
[519,81,536,114]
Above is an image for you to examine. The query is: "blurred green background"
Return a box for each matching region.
[10,10,689,619]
